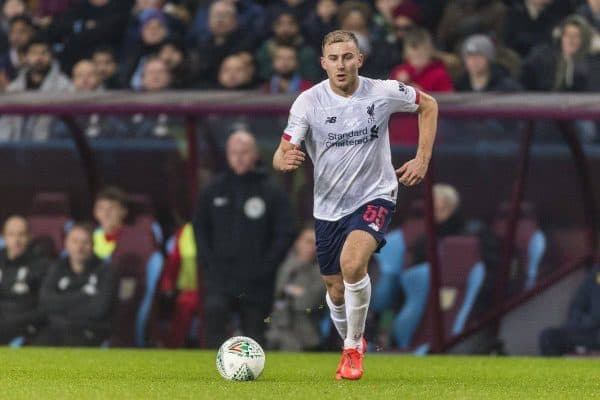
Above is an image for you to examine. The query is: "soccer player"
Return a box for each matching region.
[272,30,438,380]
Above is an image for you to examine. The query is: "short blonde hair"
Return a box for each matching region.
[322,30,359,52]
[433,183,460,211]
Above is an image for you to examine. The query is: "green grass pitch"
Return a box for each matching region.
[1,348,599,399]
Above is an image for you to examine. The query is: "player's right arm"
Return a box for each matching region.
[273,139,305,172]
[273,92,310,173]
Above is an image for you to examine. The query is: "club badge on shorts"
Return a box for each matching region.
[244,197,266,219]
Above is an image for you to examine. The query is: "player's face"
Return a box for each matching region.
[3,218,29,260]
[321,41,363,93]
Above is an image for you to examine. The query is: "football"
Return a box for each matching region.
[216,336,266,381]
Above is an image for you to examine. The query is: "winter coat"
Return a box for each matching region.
[193,168,295,301]
[0,62,72,141]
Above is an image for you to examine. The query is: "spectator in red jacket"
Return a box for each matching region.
[390,27,454,92]
[389,28,452,144]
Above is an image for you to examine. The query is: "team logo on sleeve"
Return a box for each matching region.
[398,82,407,93]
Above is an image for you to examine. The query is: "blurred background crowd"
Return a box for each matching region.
[0,0,598,356]
[0,0,598,141]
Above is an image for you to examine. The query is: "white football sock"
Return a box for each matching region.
[344,274,371,351]
[326,292,347,340]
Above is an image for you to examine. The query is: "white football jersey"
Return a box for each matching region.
[283,76,420,221]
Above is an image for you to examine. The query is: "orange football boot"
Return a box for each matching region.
[335,337,366,380]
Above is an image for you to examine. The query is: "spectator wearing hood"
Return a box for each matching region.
[121,0,187,65]
[121,7,170,88]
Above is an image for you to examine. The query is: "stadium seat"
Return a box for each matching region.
[398,236,487,351]
[9,336,25,348]
[109,224,163,347]
[493,205,546,291]
[392,262,430,349]
[28,192,71,257]
[372,229,406,313]
[128,194,163,245]
[437,236,486,338]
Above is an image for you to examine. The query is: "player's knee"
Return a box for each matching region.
[324,281,345,304]
[328,288,345,305]
[340,256,367,283]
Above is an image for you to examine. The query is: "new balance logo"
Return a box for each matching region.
[325,116,337,124]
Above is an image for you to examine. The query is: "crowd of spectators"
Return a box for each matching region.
[0,0,598,141]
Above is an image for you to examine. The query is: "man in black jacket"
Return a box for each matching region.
[194,129,295,348]
[0,215,48,344]
[44,0,131,73]
[33,223,116,346]
[539,264,600,356]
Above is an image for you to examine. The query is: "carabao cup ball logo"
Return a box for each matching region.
[216,336,265,381]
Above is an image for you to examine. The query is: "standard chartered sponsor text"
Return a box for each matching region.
[325,127,372,148]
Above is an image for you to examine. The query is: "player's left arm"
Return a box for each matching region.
[396,91,438,186]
